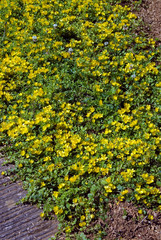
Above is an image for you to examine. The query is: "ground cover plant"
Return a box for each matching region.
[0,0,161,238]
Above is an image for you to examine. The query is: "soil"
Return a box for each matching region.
[135,0,161,41]
[104,201,161,240]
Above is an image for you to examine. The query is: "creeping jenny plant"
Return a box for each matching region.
[0,0,161,238]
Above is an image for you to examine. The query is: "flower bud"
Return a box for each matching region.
[53,24,58,29]
[131,73,136,78]
[32,36,37,42]
[68,48,73,53]
[104,41,109,46]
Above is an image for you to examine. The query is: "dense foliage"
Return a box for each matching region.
[0,0,161,238]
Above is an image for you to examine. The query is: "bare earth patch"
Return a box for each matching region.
[135,0,161,41]
[104,201,161,240]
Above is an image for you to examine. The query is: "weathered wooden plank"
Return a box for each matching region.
[0,154,58,240]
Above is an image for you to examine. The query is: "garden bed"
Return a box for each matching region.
[0,0,160,239]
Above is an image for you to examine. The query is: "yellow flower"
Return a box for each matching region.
[113,95,117,100]
[104,183,115,193]
[130,120,138,127]
[64,175,69,181]
[44,156,51,162]
[53,191,59,198]
[99,99,103,106]
[118,195,124,201]
[80,215,85,221]
[41,182,46,187]
[146,105,151,111]
[141,173,154,184]
[69,175,79,183]
[73,198,78,203]
[58,183,65,189]
[47,164,55,172]
[53,206,63,215]
[21,150,25,156]
[79,221,86,227]
[18,163,23,168]
[105,177,111,183]
[148,214,154,220]
[158,205,161,211]
[135,194,141,201]
[1,171,5,175]
[53,206,59,215]
[78,116,84,123]
[121,189,129,195]
[144,133,150,139]
[40,212,44,218]
[138,209,143,214]
[92,113,103,119]
[121,169,135,181]
[65,226,71,233]
[95,84,103,92]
